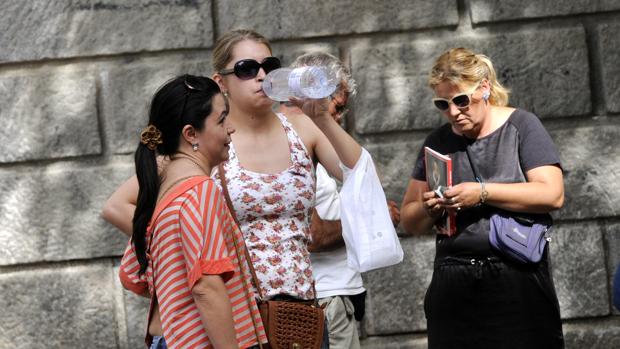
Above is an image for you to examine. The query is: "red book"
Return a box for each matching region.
[424,146,456,236]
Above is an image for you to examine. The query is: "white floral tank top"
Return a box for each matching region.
[216,113,316,300]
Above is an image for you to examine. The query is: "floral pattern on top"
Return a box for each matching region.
[215,113,316,300]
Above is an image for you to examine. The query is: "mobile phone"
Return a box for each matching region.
[434,186,446,198]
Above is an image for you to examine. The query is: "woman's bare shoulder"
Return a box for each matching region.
[282,111,321,149]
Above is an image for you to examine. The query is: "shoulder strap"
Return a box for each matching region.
[463,139,482,183]
[218,164,263,298]
[218,163,266,349]
[146,176,209,276]
[150,176,208,233]
[147,176,208,283]
[463,138,552,225]
[157,175,201,202]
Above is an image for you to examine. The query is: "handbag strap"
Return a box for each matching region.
[462,139,483,183]
[218,163,265,349]
[462,138,553,227]
[218,164,264,299]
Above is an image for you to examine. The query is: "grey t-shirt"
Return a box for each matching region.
[411,109,561,258]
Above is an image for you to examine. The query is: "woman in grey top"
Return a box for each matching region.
[401,48,565,349]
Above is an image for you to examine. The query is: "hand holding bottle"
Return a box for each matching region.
[262,66,338,101]
[288,96,331,123]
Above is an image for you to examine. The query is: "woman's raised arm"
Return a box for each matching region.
[101,175,139,236]
[290,97,361,180]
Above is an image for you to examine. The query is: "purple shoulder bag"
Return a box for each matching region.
[464,145,552,264]
[488,211,551,264]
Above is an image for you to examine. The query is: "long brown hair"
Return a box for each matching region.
[133,75,221,274]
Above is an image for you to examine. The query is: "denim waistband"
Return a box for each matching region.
[150,336,167,349]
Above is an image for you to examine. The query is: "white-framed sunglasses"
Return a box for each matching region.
[432,85,480,111]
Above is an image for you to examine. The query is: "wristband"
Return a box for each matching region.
[480,182,489,204]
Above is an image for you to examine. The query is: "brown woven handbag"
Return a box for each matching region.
[258,300,325,349]
[219,164,325,349]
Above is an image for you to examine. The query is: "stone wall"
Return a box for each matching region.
[0,1,619,348]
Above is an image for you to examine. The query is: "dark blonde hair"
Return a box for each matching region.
[429,48,510,106]
[212,29,272,72]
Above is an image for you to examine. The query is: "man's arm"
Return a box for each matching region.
[307,208,344,252]
[308,199,401,253]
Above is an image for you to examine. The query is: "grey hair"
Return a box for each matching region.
[290,52,357,96]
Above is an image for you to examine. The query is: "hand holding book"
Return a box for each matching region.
[422,190,447,218]
[439,182,486,211]
[424,147,456,236]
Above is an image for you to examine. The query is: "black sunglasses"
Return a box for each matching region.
[219,57,281,80]
[432,85,479,111]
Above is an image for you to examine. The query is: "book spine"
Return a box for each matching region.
[446,158,452,187]
[447,157,456,236]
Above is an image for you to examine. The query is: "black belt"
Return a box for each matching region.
[269,294,308,302]
[435,256,502,279]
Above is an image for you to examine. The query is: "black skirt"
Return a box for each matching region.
[424,253,564,349]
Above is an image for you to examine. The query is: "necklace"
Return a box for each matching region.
[157,153,208,201]
[171,151,210,175]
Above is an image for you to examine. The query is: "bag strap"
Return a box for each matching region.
[157,175,201,202]
[218,164,264,298]
[218,163,265,349]
[463,138,553,227]
[462,139,483,183]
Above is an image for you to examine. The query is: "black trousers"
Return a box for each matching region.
[425,255,565,349]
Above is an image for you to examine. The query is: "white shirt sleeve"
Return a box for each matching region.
[314,164,341,220]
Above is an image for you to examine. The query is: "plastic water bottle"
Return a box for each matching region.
[262,66,338,102]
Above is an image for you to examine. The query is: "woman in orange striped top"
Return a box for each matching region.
[119,75,266,349]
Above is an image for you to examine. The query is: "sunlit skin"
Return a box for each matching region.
[213,39,361,177]
[193,94,235,168]
[218,40,275,115]
[433,80,491,138]
[162,93,235,197]
[214,40,323,175]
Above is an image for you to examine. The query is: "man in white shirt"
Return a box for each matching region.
[281,52,400,349]
[310,161,365,349]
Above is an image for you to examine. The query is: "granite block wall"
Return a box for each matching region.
[0,1,618,348]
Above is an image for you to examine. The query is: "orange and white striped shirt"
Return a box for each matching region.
[120,176,266,349]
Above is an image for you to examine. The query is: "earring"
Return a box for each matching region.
[482,91,490,101]
[192,143,199,152]
[223,91,229,98]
